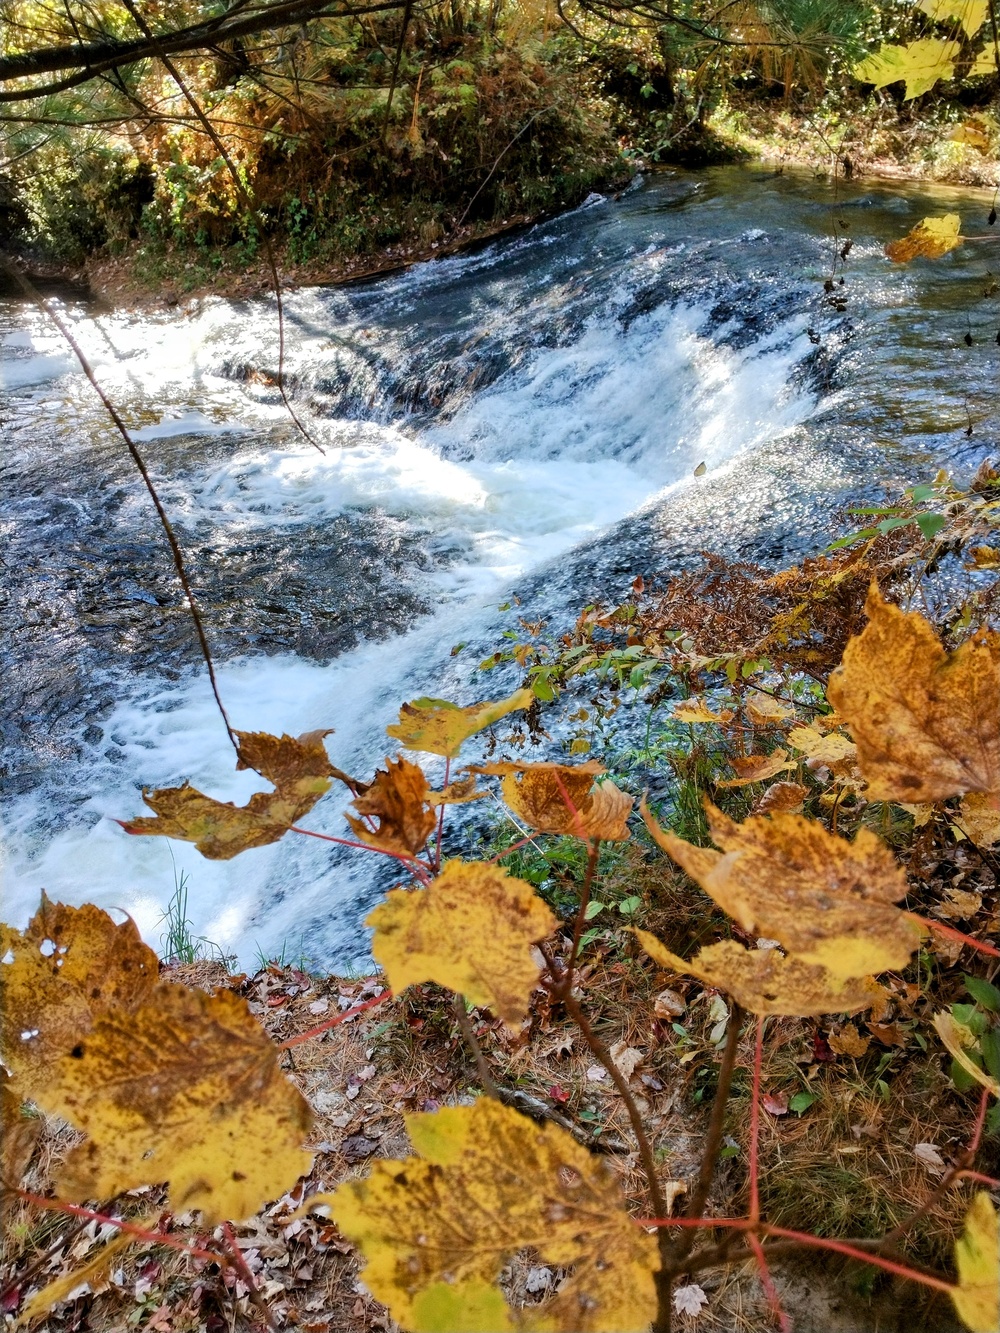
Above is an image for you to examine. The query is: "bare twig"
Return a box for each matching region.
[453,994,501,1099]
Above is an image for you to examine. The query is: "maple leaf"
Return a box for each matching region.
[476,760,633,840]
[673,1283,709,1319]
[672,700,733,724]
[322,1098,659,1332]
[752,781,808,815]
[633,933,881,1016]
[386,689,533,758]
[933,1011,1000,1096]
[854,39,961,99]
[828,585,1000,803]
[951,1192,999,1333]
[428,774,487,806]
[366,860,556,1026]
[745,693,794,726]
[0,896,157,1095]
[346,757,437,857]
[122,729,340,860]
[917,0,988,38]
[715,749,791,788]
[827,1023,871,1058]
[886,213,964,262]
[641,800,922,979]
[35,983,313,1222]
[786,724,857,770]
[956,791,1000,846]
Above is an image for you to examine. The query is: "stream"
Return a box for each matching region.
[2,164,997,968]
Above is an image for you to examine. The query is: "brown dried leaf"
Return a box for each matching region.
[37,984,314,1222]
[827,1023,871,1058]
[346,757,436,857]
[672,700,734,724]
[641,800,922,979]
[18,1228,138,1324]
[122,729,339,860]
[634,932,880,1017]
[957,792,1000,847]
[427,774,487,806]
[752,781,809,815]
[0,896,158,1095]
[828,586,1000,803]
[716,749,791,788]
[1,1069,40,1193]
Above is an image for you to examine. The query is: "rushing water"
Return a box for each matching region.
[2,165,997,967]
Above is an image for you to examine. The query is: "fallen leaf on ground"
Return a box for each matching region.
[654,988,687,1019]
[641,799,921,980]
[35,983,314,1222]
[763,1091,789,1116]
[913,1142,946,1175]
[323,1098,659,1332]
[122,729,339,859]
[387,690,533,758]
[673,1283,709,1319]
[827,1023,871,1058]
[366,859,557,1026]
[609,1042,643,1080]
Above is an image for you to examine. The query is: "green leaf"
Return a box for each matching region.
[980,1029,1000,1082]
[618,896,642,916]
[965,975,1000,1012]
[531,676,556,703]
[789,1091,817,1115]
[952,1056,982,1093]
[953,1003,989,1036]
[584,901,606,920]
[916,512,947,540]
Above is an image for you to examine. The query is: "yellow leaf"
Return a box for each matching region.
[476,760,633,840]
[970,45,1000,75]
[886,213,963,262]
[672,699,734,724]
[641,800,921,979]
[828,585,1000,802]
[917,0,988,38]
[787,724,857,768]
[827,1022,871,1058]
[387,689,533,759]
[0,896,157,1096]
[948,122,991,150]
[969,544,1000,569]
[366,860,556,1026]
[745,692,794,726]
[427,774,487,806]
[951,1193,1000,1333]
[958,791,1000,846]
[347,757,437,856]
[36,984,313,1222]
[934,1011,1000,1096]
[122,729,339,859]
[633,932,881,1017]
[716,749,791,788]
[323,1098,659,1332]
[17,1227,138,1325]
[854,39,961,99]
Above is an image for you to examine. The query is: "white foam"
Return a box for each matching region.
[1,272,817,967]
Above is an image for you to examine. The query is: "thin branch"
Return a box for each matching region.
[453,993,501,1099]
[221,1221,278,1332]
[279,989,391,1048]
[0,252,237,752]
